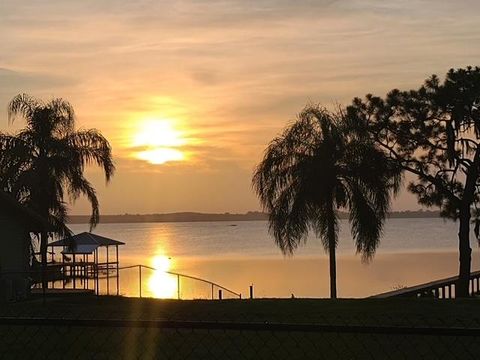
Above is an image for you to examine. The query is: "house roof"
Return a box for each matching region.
[0,190,49,232]
[49,232,125,249]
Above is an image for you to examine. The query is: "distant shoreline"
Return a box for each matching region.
[67,210,441,224]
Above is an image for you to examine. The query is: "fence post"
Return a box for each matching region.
[177,274,180,300]
[106,246,109,295]
[139,265,142,298]
[218,289,222,300]
[116,246,119,296]
[249,285,254,299]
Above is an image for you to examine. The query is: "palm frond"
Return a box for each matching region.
[65,130,115,182]
[67,175,99,231]
[47,202,73,239]
[346,178,384,262]
[7,94,42,124]
[47,98,75,136]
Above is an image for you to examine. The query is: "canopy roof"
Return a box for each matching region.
[62,244,100,255]
[49,232,125,251]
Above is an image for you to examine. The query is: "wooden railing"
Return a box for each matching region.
[371,270,480,299]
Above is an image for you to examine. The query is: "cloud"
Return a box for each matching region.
[0,68,74,89]
[0,68,77,125]
[2,0,480,212]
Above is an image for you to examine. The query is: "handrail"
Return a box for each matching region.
[118,264,242,298]
[371,270,480,298]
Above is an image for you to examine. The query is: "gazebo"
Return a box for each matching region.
[48,232,125,295]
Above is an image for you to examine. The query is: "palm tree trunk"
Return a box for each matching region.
[326,202,337,299]
[328,235,337,299]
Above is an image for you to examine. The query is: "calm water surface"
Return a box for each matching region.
[67,219,477,298]
[70,218,461,260]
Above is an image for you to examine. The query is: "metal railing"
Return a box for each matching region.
[118,265,241,299]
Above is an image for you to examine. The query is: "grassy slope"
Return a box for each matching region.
[1,296,480,359]
[2,296,480,325]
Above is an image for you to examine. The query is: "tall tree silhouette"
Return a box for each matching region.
[0,94,115,282]
[346,66,480,297]
[253,106,401,298]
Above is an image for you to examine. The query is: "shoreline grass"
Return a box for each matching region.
[2,296,480,326]
[2,296,480,359]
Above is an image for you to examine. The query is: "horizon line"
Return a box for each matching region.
[68,209,439,217]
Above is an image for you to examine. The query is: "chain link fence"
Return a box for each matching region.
[1,314,479,359]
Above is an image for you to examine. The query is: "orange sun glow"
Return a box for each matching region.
[133,119,187,165]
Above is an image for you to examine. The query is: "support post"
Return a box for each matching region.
[73,254,76,290]
[177,274,180,300]
[83,254,86,289]
[86,254,89,290]
[94,250,96,294]
[249,285,254,299]
[211,284,214,300]
[116,245,119,296]
[106,246,109,295]
[95,249,99,296]
[218,289,222,300]
[139,265,142,298]
[62,248,66,290]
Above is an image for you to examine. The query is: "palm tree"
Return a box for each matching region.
[0,93,115,281]
[252,106,401,298]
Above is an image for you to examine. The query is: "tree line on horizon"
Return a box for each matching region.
[66,209,442,224]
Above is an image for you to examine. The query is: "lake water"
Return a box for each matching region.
[67,219,480,299]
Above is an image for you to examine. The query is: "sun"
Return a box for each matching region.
[133,118,187,165]
[133,119,185,148]
[137,148,184,165]
[148,255,177,298]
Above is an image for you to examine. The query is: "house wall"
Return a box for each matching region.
[0,208,31,301]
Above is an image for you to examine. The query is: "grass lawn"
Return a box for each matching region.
[1,295,480,359]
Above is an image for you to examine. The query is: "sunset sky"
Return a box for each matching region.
[2,0,480,215]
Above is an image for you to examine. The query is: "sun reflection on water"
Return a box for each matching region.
[148,255,178,298]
